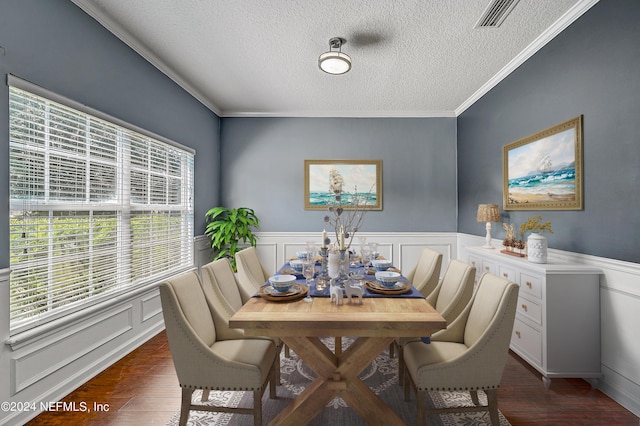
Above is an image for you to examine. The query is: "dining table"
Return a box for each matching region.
[229,261,447,426]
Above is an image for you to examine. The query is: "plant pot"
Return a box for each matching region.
[527,233,548,263]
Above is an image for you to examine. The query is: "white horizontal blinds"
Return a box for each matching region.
[8,83,194,333]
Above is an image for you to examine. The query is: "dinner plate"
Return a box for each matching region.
[259,283,309,302]
[365,280,411,295]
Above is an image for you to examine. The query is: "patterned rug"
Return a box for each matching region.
[167,338,511,425]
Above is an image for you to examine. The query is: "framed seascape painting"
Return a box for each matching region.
[503,115,583,210]
[304,159,382,210]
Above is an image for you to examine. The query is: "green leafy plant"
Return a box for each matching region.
[204,207,260,271]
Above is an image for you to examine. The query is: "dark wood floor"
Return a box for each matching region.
[26,330,638,425]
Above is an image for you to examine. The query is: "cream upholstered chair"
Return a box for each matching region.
[389,248,444,358]
[159,270,278,426]
[402,273,519,425]
[397,259,476,383]
[234,247,292,357]
[201,258,284,383]
[235,246,271,303]
[405,247,443,298]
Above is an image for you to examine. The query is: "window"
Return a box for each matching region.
[8,76,194,334]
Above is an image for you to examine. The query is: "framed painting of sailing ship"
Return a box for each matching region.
[503,116,583,210]
[304,159,382,210]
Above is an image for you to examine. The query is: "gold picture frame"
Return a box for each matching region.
[304,159,382,210]
[503,115,583,210]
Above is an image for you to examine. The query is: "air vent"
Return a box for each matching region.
[475,0,521,28]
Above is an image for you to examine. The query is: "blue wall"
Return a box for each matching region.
[220,117,458,232]
[457,0,640,263]
[0,0,221,269]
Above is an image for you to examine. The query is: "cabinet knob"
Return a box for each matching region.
[485,266,490,271]
[525,281,532,288]
[521,304,528,311]
[503,272,508,278]
[515,330,521,338]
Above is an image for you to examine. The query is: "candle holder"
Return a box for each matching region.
[333,249,350,289]
[316,246,331,292]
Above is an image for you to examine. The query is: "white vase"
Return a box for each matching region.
[328,252,349,278]
[527,233,548,263]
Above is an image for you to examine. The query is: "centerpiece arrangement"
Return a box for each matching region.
[317,168,375,286]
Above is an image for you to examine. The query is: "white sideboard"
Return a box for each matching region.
[466,246,602,388]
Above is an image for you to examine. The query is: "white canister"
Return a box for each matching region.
[527,233,548,264]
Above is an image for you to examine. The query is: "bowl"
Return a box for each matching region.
[375,271,401,288]
[289,259,304,273]
[268,274,297,292]
[296,251,310,260]
[372,259,392,271]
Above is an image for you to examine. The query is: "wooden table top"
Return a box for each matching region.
[230,296,446,338]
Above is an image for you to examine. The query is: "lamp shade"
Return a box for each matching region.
[319,37,351,75]
[476,204,501,223]
[318,51,352,74]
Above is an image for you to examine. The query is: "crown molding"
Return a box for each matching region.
[455,0,600,116]
[71,0,223,117]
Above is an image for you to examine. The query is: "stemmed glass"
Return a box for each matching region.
[302,257,315,303]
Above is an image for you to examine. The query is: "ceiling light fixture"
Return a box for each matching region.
[318,37,351,75]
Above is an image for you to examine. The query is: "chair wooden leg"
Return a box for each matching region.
[253,389,262,426]
[275,346,282,384]
[389,341,395,358]
[179,388,193,426]
[398,344,404,385]
[335,336,342,356]
[284,344,290,358]
[486,388,500,426]
[269,359,277,399]
[470,389,480,405]
[403,368,411,401]
[201,389,210,402]
[416,389,426,426]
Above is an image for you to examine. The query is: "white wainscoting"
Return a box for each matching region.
[0,237,209,425]
[250,232,458,278]
[457,233,640,417]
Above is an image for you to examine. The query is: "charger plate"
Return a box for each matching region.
[365,280,411,295]
[259,283,308,302]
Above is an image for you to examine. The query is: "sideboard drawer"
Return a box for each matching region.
[519,272,542,299]
[498,265,516,282]
[480,259,496,275]
[512,318,542,366]
[517,295,542,325]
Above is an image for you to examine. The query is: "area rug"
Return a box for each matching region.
[167,338,511,425]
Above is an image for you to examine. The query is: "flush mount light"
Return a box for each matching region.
[318,37,351,75]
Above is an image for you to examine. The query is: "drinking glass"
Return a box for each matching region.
[302,260,315,302]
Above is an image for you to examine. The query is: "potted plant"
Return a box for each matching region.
[204,206,260,271]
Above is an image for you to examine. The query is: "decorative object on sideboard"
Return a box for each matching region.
[501,223,526,257]
[519,215,554,263]
[476,204,501,249]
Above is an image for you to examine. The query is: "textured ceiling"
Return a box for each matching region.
[71,0,597,117]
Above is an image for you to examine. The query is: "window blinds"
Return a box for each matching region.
[8,78,194,334]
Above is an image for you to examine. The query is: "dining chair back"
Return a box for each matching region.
[426,259,476,323]
[402,272,519,425]
[397,259,476,382]
[159,270,277,425]
[235,247,271,303]
[405,247,443,297]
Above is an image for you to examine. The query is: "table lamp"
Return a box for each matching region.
[476,204,501,249]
